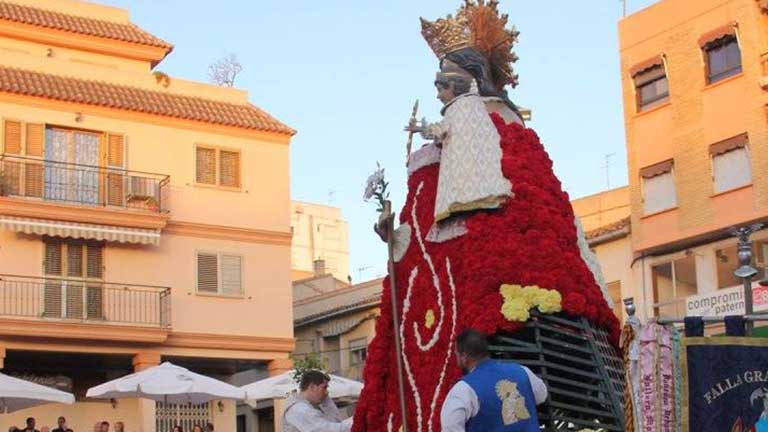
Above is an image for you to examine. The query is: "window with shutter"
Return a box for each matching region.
[3,120,21,154]
[221,255,242,295]
[24,162,43,198]
[219,151,241,188]
[107,134,124,167]
[44,239,63,276]
[197,253,219,293]
[641,161,677,215]
[705,35,742,84]
[87,243,103,279]
[64,241,84,319]
[43,238,63,317]
[85,242,103,319]
[42,238,103,319]
[196,147,216,185]
[713,147,751,193]
[23,124,44,197]
[2,120,22,195]
[67,242,84,277]
[643,172,677,214]
[25,124,44,157]
[106,134,125,206]
[634,65,669,111]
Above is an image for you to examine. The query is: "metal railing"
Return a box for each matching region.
[0,154,170,213]
[0,274,171,328]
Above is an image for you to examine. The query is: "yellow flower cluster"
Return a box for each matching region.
[500,284,562,322]
[425,309,436,329]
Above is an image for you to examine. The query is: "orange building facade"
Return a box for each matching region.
[619,0,768,320]
[0,1,294,431]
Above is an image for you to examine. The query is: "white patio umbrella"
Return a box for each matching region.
[0,372,74,413]
[86,362,245,404]
[242,370,363,405]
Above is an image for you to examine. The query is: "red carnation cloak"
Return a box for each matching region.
[352,115,619,432]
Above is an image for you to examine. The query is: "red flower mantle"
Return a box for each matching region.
[352,114,620,432]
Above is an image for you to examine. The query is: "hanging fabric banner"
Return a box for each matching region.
[638,322,676,432]
[682,337,768,431]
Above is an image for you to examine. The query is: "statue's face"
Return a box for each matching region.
[436,82,455,105]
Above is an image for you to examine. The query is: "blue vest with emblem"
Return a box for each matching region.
[461,359,540,432]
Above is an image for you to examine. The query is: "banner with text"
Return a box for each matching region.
[685,284,768,317]
[683,337,768,432]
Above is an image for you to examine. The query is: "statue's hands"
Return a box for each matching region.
[374,211,391,243]
[404,117,426,133]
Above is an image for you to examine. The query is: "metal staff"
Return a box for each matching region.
[405,99,419,167]
[382,199,409,432]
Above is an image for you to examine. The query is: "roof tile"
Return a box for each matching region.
[0,1,172,49]
[0,66,295,135]
[585,217,631,241]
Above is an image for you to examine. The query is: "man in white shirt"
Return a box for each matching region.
[282,370,353,432]
[440,329,548,432]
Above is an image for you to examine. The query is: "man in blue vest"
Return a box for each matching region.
[440,329,548,431]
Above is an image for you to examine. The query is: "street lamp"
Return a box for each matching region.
[730,223,764,336]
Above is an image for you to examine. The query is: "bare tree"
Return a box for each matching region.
[208,53,243,87]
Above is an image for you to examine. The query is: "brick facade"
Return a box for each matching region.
[619,0,768,253]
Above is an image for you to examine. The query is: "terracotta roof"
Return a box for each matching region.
[585,217,631,242]
[0,66,295,135]
[0,1,172,50]
[294,279,384,325]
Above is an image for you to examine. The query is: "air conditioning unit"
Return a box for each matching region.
[127,177,156,199]
[126,177,159,210]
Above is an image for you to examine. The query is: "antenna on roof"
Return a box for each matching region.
[357,265,373,281]
[604,153,616,189]
[621,0,627,17]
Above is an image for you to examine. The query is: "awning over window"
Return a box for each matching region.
[710,133,748,156]
[639,159,674,179]
[629,55,664,78]
[0,216,160,245]
[698,24,737,48]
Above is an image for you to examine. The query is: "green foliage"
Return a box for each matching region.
[291,352,326,383]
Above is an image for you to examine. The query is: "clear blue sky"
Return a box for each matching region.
[103,0,658,281]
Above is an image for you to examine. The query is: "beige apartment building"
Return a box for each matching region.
[572,186,633,321]
[0,0,295,430]
[290,202,350,282]
[292,277,382,381]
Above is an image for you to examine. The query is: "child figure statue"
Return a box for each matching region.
[406,60,512,238]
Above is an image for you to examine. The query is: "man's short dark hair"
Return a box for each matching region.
[101,422,109,427]
[25,418,33,425]
[205,422,214,432]
[57,417,65,422]
[299,370,331,391]
[456,329,489,360]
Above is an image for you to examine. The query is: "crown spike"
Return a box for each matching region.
[420,0,520,89]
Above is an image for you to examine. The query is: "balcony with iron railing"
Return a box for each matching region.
[0,274,171,341]
[0,154,170,214]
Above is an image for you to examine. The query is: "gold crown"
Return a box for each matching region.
[420,12,472,59]
[420,0,521,88]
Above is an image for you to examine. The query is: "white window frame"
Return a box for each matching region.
[641,168,678,215]
[711,146,752,194]
[195,251,243,297]
[349,337,368,367]
[650,253,697,319]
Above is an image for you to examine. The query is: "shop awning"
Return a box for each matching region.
[0,216,160,245]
